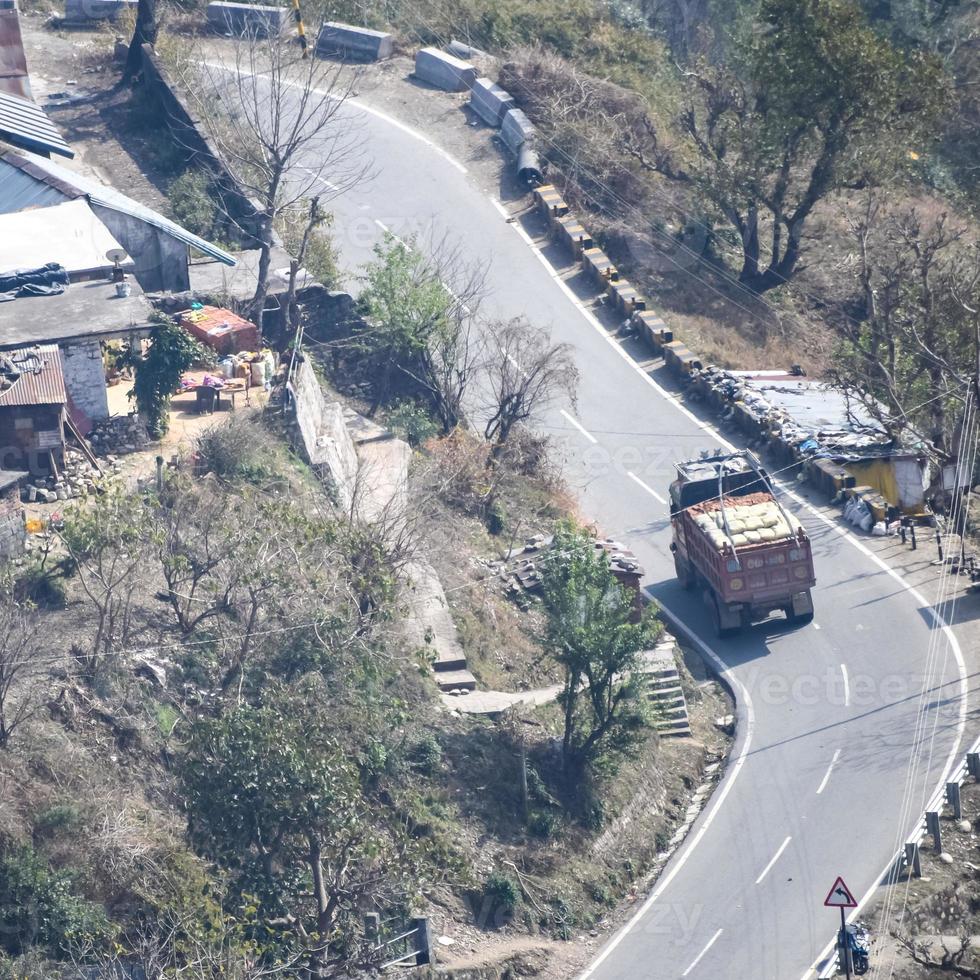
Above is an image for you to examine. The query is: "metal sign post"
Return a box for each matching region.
[823,876,858,979]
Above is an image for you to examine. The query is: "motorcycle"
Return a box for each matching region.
[845,921,871,975]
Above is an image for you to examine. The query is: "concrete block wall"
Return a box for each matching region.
[0,485,24,559]
[316,22,393,61]
[59,338,109,428]
[206,1,286,36]
[414,47,476,92]
[468,77,515,127]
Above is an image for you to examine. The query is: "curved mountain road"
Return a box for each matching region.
[245,68,973,979]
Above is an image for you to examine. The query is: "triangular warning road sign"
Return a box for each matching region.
[823,876,857,908]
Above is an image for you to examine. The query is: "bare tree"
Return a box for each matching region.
[58,489,151,670]
[178,33,370,329]
[828,193,980,457]
[483,317,579,462]
[0,598,41,749]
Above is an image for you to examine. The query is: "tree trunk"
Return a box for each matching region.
[123,0,157,81]
[252,216,274,334]
[738,205,761,283]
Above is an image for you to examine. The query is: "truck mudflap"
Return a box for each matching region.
[786,589,814,624]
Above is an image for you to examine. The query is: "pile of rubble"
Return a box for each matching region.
[484,533,644,601]
[21,448,120,504]
[88,414,150,456]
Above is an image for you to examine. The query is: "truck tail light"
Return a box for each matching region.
[730,578,744,591]
[794,566,809,580]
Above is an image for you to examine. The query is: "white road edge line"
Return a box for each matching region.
[298,165,339,192]
[627,470,668,505]
[754,836,792,885]
[198,59,469,175]
[840,664,850,707]
[489,198,968,980]
[816,749,842,795]
[560,409,598,444]
[576,603,756,980]
[681,929,723,978]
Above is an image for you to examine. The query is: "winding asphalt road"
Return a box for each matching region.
[236,63,975,978]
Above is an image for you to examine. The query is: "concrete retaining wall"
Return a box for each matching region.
[206,1,286,36]
[288,357,358,508]
[500,107,535,154]
[140,45,262,245]
[62,0,136,23]
[414,46,476,92]
[315,22,393,61]
[468,77,514,127]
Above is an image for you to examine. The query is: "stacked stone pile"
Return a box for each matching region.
[21,448,121,504]
[88,415,150,456]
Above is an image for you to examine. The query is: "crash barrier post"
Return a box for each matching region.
[925,811,942,853]
[946,781,962,820]
[911,523,917,550]
[206,1,287,36]
[936,528,944,562]
[469,77,515,127]
[904,841,921,878]
[414,46,476,92]
[315,22,393,61]
[968,752,980,781]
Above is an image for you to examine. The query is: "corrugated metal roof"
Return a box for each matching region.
[0,157,70,212]
[0,344,67,406]
[0,3,30,101]
[0,151,236,266]
[0,91,73,159]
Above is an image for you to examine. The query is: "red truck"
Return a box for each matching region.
[669,452,815,636]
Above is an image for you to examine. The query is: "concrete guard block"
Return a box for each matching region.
[500,106,535,155]
[316,22,394,61]
[414,46,476,92]
[62,0,136,23]
[206,1,286,36]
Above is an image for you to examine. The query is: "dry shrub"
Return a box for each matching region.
[421,430,495,518]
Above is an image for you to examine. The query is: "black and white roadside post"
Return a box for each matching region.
[823,875,858,979]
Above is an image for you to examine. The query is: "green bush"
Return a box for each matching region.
[385,402,438,447]
[14,562,67,610]
[0,846,109,957]
[33,804,83,838]
[528,809,559,839]
[482,872,520,917]
[409,734,443,774]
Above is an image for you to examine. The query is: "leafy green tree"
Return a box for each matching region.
[626,0,950,291]
[357,235,485,431]
[128,314,209,438]
[357,236,454,415]
[182,688,415,976]
[541,523,661,793]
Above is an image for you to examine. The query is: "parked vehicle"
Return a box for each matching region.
[669,452,816,636]
[845,921,871,974]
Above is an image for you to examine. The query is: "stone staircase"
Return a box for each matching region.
[639,638,691,737]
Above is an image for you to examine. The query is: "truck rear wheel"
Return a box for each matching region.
[674,553,695,590]
[707,592,741,638]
